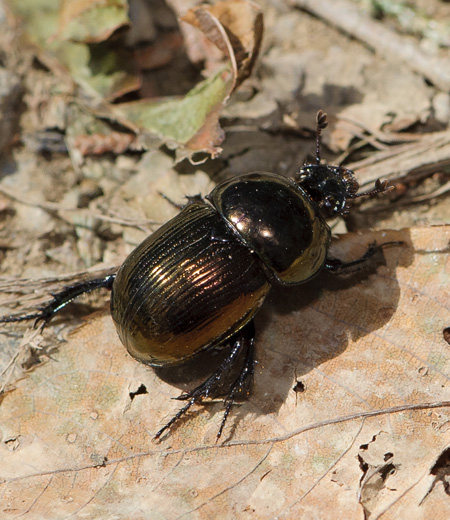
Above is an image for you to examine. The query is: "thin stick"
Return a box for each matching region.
[291,0,450,91]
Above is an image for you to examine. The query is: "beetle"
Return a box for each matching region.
[0,111,394,440]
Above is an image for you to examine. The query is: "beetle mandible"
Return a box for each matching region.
[0,110,394,440]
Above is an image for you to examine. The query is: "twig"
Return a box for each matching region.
[0,184,159,231]
[348,130,450,187]
[291,0,450,91]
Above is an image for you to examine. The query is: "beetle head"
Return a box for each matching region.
[295,110,392,220]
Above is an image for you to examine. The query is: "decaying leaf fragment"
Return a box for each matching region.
[420,446,450,505]
[182,0,264,88]
[358,432,398,519]
[57,0,130,43]
[8,0,139,100]
[7,0,263,160]
[114,0,264,160]
[0,227,448,520]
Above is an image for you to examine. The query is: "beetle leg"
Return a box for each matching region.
[159,192,204,210]
[0,275,115,327]
[154,321,256,441]
[324,241,403,274]
[216,328,255,440]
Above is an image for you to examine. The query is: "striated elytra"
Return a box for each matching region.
[0,111,395,440]
[112,171,330,368]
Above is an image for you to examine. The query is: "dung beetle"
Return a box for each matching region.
[0,111,394,440]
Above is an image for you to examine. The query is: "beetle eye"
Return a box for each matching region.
[325,195,334,206]
[322,193,346,218]
[324,195,336,210]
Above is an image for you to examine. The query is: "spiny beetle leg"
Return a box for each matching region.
[154,321,256,442]
[216,329,255,440]
[0,275,115,327]
[324,241,404,275]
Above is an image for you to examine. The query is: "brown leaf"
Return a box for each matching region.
[182,0,263,88]
[0,226,449,517]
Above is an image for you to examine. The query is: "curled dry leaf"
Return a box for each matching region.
[113,0,263,160]
[0,227,449,518]
[111,68,233,160]
[182,0,264,88]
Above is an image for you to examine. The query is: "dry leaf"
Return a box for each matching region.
[0,226,449,518]
[112,0,264,159]
[7,0,140,100]
[182,0,264,87]
[58,0,130,43]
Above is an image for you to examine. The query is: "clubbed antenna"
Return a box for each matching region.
[315,110,328,165]
[296,110,394,218]
[349,178,394,201]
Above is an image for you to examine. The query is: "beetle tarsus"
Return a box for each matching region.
[154,342,242,440]
[153,398,197,440]
[0,275,116,327]
[154,321,256,441]
[325,241,403,274]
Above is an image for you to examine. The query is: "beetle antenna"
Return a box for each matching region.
[350,178,394,200]
[315,110,328,164]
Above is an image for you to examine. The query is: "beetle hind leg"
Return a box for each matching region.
[0,275,115,327]
[154,321,256,442]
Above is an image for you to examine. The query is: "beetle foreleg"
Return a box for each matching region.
[324,241,403,274]
[154,321,256,442]
[0,275,115,327]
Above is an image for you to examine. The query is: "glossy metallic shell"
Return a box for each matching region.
[111,202,270,366]
[208,172,331,284]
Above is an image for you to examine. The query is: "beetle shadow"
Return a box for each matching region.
[153,237,412,437]
[153,342,241,390]
[247,237,412,422]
